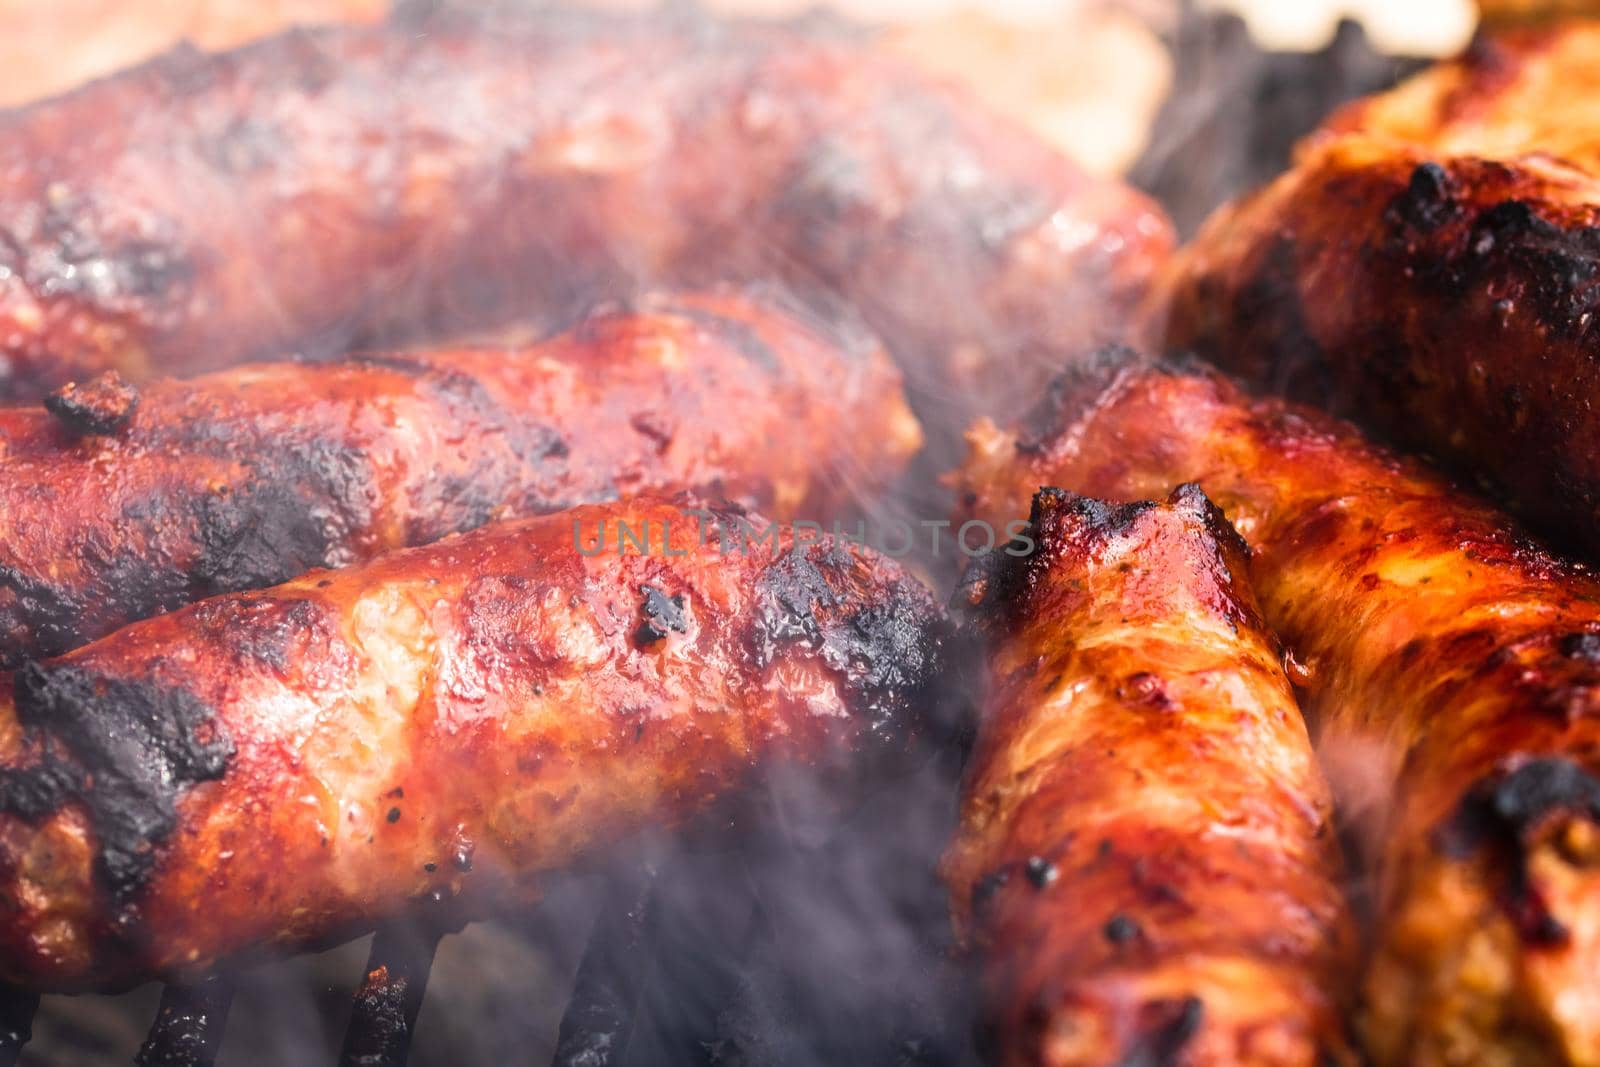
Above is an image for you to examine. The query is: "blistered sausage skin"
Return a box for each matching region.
[1165,24,1600,556]
[0,289,920,667]
[954,350,1600,1067]
[0,6,1170,435]
[0,496,949,992]
[945,485,1354,1067]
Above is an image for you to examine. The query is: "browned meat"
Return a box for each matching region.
[945,485,1355,1066]
[1164,22,1600,557]
[954,350,1600,1066]
[0,496,950,992]
[0,5,1170,446]
[0,289,919,667]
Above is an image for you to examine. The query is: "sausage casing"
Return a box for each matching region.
[0,6,1169,436]
[0,289,919,666]
[955,351,1600,1066]
[0,496,949,992]
[945,484,1354,1066]
[1165,23,1600,555]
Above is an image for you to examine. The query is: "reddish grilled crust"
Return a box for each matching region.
[1164,24,1600,557]
[945,485,1355,1067]
[0,7,1171,431]
[954,352,1600,1066]
[0,289,920,666]
[0,497,950,991]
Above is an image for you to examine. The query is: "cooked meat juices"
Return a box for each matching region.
[1165,22,1600,556]
[0,5,1170,436]
[954,349,1600,1066]
[945,485,1354,1067]
[0,289,920,667]
[0,497,950,991]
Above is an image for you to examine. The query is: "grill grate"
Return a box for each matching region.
[136,976,234,1067]
[4,823,961,1065]
[338,923,449,1067]
[0,987,37,1067]
[551,867,659,1067]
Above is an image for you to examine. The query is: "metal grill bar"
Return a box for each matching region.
[550,865,660,1067]
[135,975,236,1067]
[0,987,37,1067]
[339,923,445,1067]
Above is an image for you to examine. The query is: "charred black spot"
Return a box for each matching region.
[387,807,402,824]
[43,371,140,436]
[635,584,687,646]
[190,438,372,594]
[1463,200,1600,341]
[25,180,194,307]
[751,545,951,747]
[355,357,571,537]
[0,565,88,668]
[971,868,1011,919]
[965,483,1251,641]
[1560,632,1600,664]
[106,240,195,301]
[1170,481,1251,562]
[1016,345,1147,455]
[0,753,77,821]
[1389,161,1458,233]
[6,663,234,907]
[185,596,330,671]
[1103,914,1142,945]
[1115,997,1204,1067]
[1441,759,1600,856]
[962,488,1147,625]
[1439,759,1600,944]
[1024,855,1056,889]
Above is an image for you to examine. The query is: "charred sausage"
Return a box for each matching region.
[0,289,919,666]
[0,5,1170,446]
[946,484,1354,1067]
[955,350,1600,1066]
[0,496,949,991]
[1165,22,1600,557]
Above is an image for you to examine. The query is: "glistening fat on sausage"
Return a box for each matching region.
[955,349,1600,1066]
[0,289,920,666]
[0,496,951,992]
[946,485,1354,1067]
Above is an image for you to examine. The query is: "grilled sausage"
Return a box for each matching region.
[0,496,950,992]
[0,288,919,667]
[1164,22,1600,556]
[945,484,1354,1067]
[0,6,1170,444]
[954,349,1600,1066]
